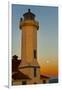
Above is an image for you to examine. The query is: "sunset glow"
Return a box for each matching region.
[12,5,58,78]
[38,57,58,77]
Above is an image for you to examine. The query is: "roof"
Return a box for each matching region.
[19,65,40,69]
[23,9,35,20]
[12,71,31,80]
[40,75,50,79]
[49,77,58,83]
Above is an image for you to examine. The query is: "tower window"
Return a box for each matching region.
[34,50,37,59]
[34,68,36,77]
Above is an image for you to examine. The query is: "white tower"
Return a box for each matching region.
[19,9,40,84]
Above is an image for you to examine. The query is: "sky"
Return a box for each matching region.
[12,4,58,77]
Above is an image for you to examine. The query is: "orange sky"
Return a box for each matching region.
[38,57,58,77]
[12,5,58,78]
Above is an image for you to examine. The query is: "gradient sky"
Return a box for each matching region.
[12,4,58,77]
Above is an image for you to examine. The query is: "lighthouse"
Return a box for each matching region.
[19,9,41,84]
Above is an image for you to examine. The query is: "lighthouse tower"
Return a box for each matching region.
[19,9,40,84]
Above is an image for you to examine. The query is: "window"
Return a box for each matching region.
[34,68,36,77]
[22,81,27,85]
[43,80,46,84]
[34,82,37,84]
[34,50,37,59]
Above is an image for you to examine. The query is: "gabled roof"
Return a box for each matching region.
[12,71,31,80]
[19,65,40,69]
[40,75,50,79]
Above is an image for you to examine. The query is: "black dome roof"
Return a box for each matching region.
[23,9,35,20]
